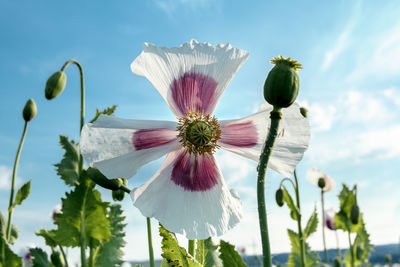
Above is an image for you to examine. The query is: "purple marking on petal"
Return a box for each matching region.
[170,72,218,115]
[133,128,176,150]
[171,151,219,191]
[220,121,258,148]
[326,216,335,230]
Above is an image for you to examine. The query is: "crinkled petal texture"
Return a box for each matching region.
[131,39,249,117]
[130,148,242,239]
[219,102,311,177]
[306,167,336,192]
[79,115,180,179]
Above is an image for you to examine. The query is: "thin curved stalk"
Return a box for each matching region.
[58,245,69,267]
[6,121,28,241]
[257,108,281,267]
[335,230,341,259]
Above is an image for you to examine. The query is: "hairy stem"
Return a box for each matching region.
[147,217,155,267]
[6,121,28,241]
[321,190,328,263]
[257,108,281,267]
[294,170,306,267]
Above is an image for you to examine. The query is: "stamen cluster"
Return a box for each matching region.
[177,110,221,155]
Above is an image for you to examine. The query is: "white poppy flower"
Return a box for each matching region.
[79,40,310,239]
[306,167,335,192]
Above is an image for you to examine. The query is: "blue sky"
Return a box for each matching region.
[1,0,400,264]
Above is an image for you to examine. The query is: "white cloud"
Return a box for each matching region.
[154,0,216,18]
[0,165,22,190]
[384,87,400,106]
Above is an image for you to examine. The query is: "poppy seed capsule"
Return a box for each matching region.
[45,71,66,100]
[350,204,360,224]
[23,99,37,122]
[264,56,302,108]
[317,177,326,189]
[275,188,284,207]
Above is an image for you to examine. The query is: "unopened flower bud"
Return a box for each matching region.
[264,56,302,108]
[275,188,284,207]
[317,177,326,189]
[50,251,63,267]
[86,167,123,190]
[112,178,128,201]
[22,99,37,122]
[333,257,341,267]
[45,71,66,100]
[350,204,360,224]
[300,107,308,118]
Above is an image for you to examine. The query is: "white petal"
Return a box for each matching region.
[79,115,180,179]
[219,102,311,177]
[131,39,249,117]
[306,167,336,192]
[130,149,242,239]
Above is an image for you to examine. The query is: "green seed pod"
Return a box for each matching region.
[112,178,128,201]
[333,257,341,267]
[275,188,284,207]
[350,204,360,224]
[86,167,123,190]
[300,107,308,118]
[317,177,326,189]
[22,99,37,122]
[45,71,66,100]
[50,251,63,267]
[263,56,302,108]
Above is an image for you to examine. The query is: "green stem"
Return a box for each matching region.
[257,108,281,267]
[335,230,341,259]
[321,190,328,263]
[188,240,195,257]
[59,245,69,267]
[6,121,28,242]
[279,177,296,191]
[88,238,94,267]
[294,170,306,267]
[347,231,354,267]
[147,217,155,267]
[60,59,85,174]
[321,189,328,263]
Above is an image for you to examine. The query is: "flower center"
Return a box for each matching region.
[177,110,221,155]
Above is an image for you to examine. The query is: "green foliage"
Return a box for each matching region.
[53,177,111,247]
[30,247,51,267]
[287,229,320,267]
[334,184,363,233]
[343,223,373,267]
[50,251,63,267]
[303,207,318,239]
[0,211,23,267]
[55,136,80,186]
[36,229,58,248]
[282,186,300,221]
[94,204,126,267]
[196,238,222,267]
[9,224,19,245]
[159,224,201,267]
[9,180,31,211]
[219,240,246,267]
[89,105,118,123]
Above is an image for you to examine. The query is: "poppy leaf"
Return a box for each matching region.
[9,180,31,211]
[55,136,80,186]
[30,247,51,267]
[219,240,246,267]
[89,105,117,123]
[303,207,318,239]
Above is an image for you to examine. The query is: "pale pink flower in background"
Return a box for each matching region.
[79,40,310,239]
[325,208,336,230]
[306,167,335,192]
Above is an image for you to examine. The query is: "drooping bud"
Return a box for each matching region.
[112,178,128,201]
[22,99,37,122]
[317,177,326,189]
[275,188,284,207]
[350,204,360,224]
[86,167,123,191]
[275,188,283,207]
[264,55,302,108]
[300,107,308,118]
[50,251,63,267]
[45,71,66,100]
[333,257,341,267]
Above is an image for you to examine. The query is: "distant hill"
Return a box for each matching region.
[129,243,400,266]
